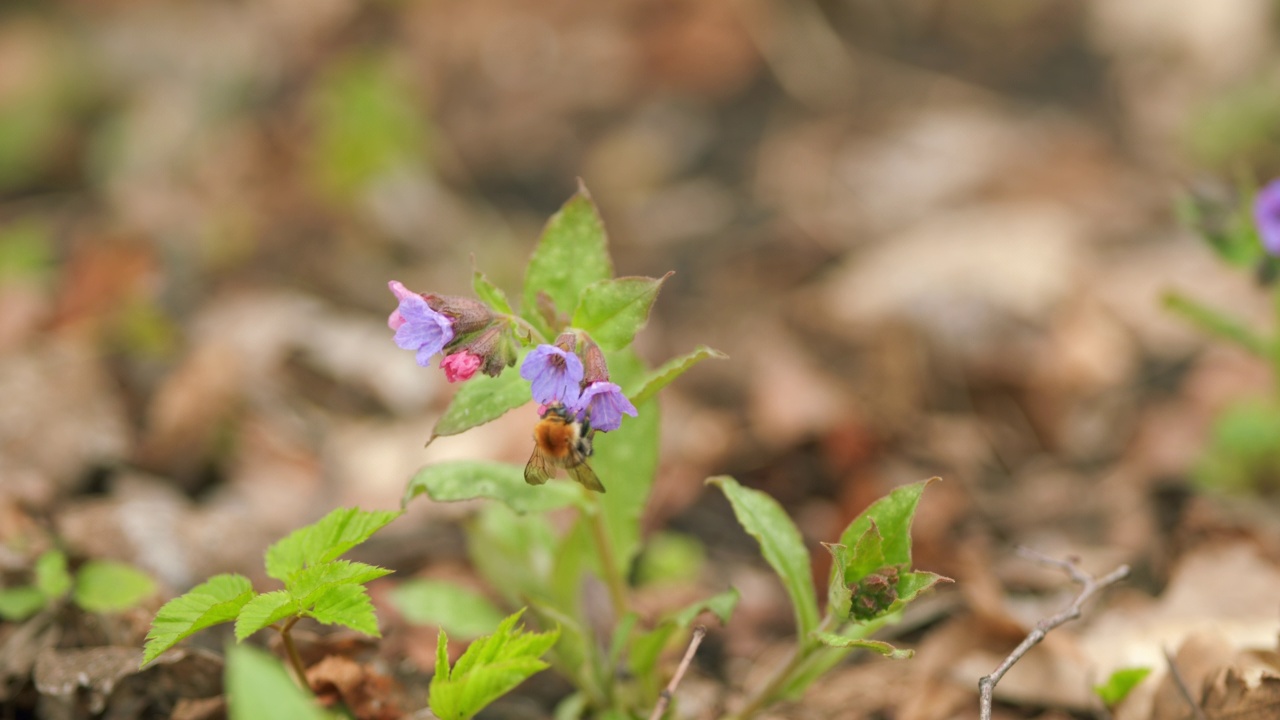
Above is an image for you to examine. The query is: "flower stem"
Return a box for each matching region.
[586,493,630,621]
[1163,290,1270,357]
[506,314,549,346]
[723,615,838,720]
[278,616,308,687]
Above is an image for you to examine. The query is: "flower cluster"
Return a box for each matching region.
[388,281,518,382]
[519,333,637,432]
[1256,178,1280,257]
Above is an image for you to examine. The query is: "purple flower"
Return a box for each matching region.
[574,381,637,432]
[1256,179,1280,256]
[387,280,417,330]
[520,345,583,406]
[394,294,454,367]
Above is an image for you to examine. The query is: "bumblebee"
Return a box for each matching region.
[524,403,605,493]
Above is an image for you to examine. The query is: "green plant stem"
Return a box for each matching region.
[724,614,838,720]
[1272,286,1280,402]
[1163,290,1270,357]
[277,616,308,687]
[586,494,629,621]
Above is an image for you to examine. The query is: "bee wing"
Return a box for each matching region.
[524,449,554,486]
[566,459,606,493]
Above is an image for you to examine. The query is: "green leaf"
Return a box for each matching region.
[286,560,393,605]
[389,580,505,638]
[811,632,913,659]
[894,571,949,608]
[627,345,727,406]
[265,507,401,581]
[631,589,739,693]
[473,270,514,316]
[1162,291,1270,358]
[225,643,328,720]
[73,561,156,613]
[429,609,560,720]
[429,365,532,440]
[837,478,937,570]
[844,520,888,585]
[822,544,852,618]
[1094,667,1152,706]
[308,54,428,201]
[521,184,613,339]
[234,591,296,642]
[467,504,557,606]
[635,531,706,587]
[143,574,255,666]
[34,550,71,601]
[307,584,380,636]
[590,348,659,573]
[404,461,584,514]
[708,476,820,637]
[0,586,47,621]
[571,274,669,351]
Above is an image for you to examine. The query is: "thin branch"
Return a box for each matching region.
[277,616,309,688]
[648,625,707,720]
[1163,646,1209,720]
[978,548,1130,720]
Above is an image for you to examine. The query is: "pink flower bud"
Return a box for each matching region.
[441,352,483,382]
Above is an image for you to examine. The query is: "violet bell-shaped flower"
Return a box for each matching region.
[520,344,583,406]
[394,294,455,367]
[1255,178,1280,257]
[575,381,637,432]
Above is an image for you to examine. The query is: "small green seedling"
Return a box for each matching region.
[0,549,155,620]
[1093,667,1151,707]
[142,506,401,682]
[429,609,560,720]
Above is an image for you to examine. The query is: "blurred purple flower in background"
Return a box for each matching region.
[1255,179,1280,256]
[394,294,455,367]
[520,344,583,406]
[575,381,637,432]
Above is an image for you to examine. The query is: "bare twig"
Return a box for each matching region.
[1163,647,1209,720]
[648,625,707,720]
[978,548,1130,720]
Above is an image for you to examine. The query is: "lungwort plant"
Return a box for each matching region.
[393,182,947,719]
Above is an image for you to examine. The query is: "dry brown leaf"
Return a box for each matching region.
[306,655,402,720]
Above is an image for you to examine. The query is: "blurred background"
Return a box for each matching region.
[3,0,1280,717]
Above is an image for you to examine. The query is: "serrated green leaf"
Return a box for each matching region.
[429,364,532,440]
[811,632,913,659]
[521,185,613,339]
[390,580,505,639]
[265,507,402,581]
[234,591,296,642]
[837,479,937,569]
[73,561,156,613]
[473,270,514,316]
[0,586,47,621]
[225,643,328,720]
[143,574,254,666]
[436,627,451,681]
[627,345,727,406]
[708,476,820,637]
[34,550,71,601]
[307,584,380,637]
[590,348,658,573]
[571,274,669,351]
[527,598,603,704]
[1094,667,1151,706]
[823,543,852,618]
[430,609,559,720]
[286,560,392,606]
[404,461,584,514]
